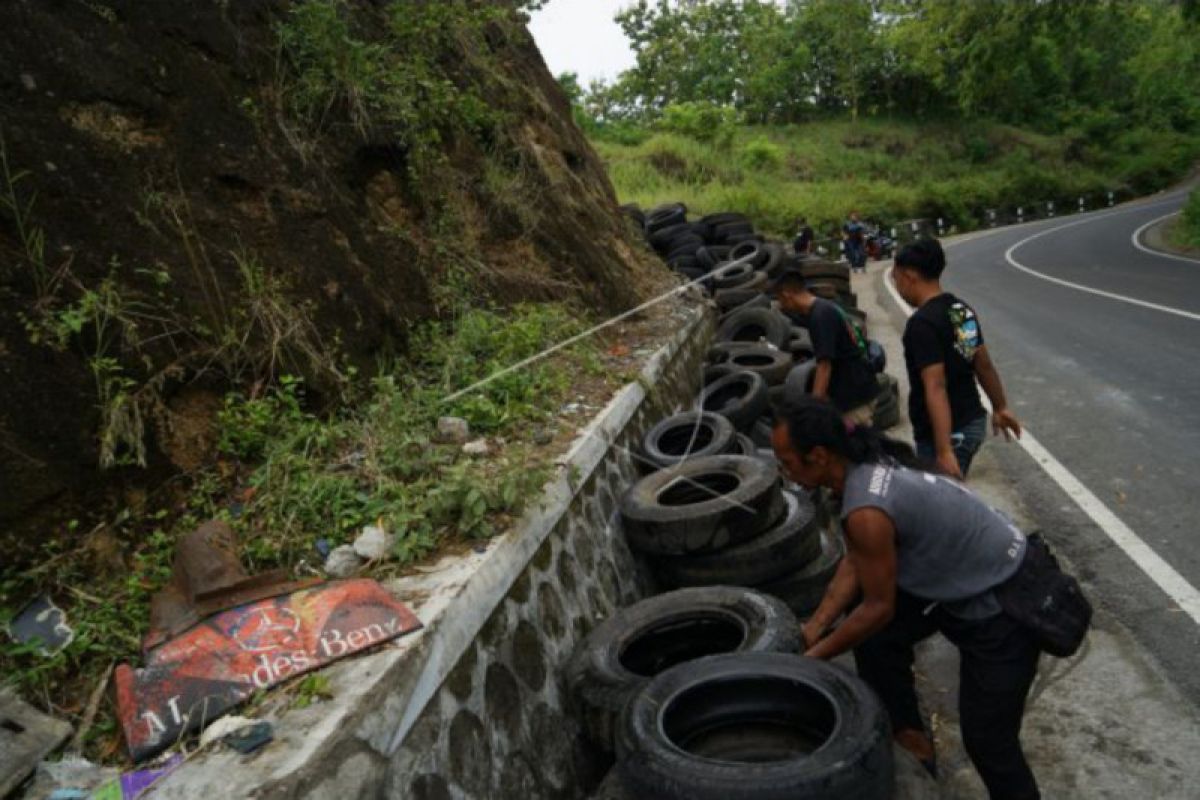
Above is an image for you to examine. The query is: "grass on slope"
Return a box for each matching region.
[594,119,1200,237]
[1171,189,1200,250]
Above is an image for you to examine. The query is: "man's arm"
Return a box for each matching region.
[920,362,962,479]
[801,552,858,647]
[806,508,897,660]
[973,344,1022,441]
[811,359,833,399]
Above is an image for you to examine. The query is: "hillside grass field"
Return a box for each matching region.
[593,119,1200,238]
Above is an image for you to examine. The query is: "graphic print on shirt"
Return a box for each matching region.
[947,302,982,362]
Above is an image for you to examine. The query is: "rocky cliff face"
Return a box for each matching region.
[0,0,655,526]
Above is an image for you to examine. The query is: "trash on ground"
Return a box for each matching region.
[462,438,490,456]
[1,690,74,796]
[6,594,75,655]
[352,524,393,561]
[114,578,421,762]
[35,756,120,797]
[436,416,471,444]
[323,545,364,577]
[197,714,258,749]
[144,520,320,652]
[90,754,183,800]
[222,720,273,754]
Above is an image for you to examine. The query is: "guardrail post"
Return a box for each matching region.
[1047,200,1055,218]
[1078,196,1085,213]
[936,217,944,236]
[987,209,997,228]
[1017,206,1024,224]
[1107,190,1115,207]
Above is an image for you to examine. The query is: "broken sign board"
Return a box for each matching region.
[1,690,74,797]
[6,594,75,655]
[114,578,421,762]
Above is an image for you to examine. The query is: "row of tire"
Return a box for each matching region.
[564,203,903,798]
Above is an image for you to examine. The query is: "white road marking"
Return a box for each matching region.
[1130,211,1200,265]
[884,216,1200,624]
[1001,206,1200,323]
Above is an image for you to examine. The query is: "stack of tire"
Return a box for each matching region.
[623,411,845,619]
[567,588,893,800]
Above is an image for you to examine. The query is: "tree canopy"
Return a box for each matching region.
[576,0,1199,135]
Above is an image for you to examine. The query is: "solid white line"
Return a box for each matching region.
[883,257,1200,625]
[1130,211,1200,265]
[1004,217,1200,323]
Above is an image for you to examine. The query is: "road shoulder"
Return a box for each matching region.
[854,259,1200,799]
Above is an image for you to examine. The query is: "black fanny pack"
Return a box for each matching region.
[995,533,1092,658]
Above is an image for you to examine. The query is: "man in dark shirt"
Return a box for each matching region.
[894,238,1022,479]
[843,211,867,272]
[793,217,814,255]
[771,269,879,424]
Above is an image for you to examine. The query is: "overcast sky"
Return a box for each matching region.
[528,0,637,84]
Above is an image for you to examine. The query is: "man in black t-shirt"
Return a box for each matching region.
[894,239,1022,479]
[771,269,879,424]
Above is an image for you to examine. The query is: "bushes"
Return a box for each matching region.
[1175,190,1200,249]
[658,101,739,147]
[595,118,1200,236]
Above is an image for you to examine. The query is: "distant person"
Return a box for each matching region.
[843,211,867,272]
[793,217,815,255]
[771,268,879,425]
[893,238,1022,479]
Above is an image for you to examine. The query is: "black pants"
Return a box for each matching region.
[854,591,1042,800]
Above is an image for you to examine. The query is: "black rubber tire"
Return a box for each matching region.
[712,221,754,240]
[701,212,750,227]
[706,340,767,364]
[566,587,801,753]
[789,327,813,351]
[645,202,687,233]
[712,261,756,289]
[723,232,764,246]
[738,270,769,293]
[713,287,762,311]
[616,651,893,800]
[761,241,788,277]
[640,411,737,471]
[728,432,757,456]
[716,307,791,348]
[664,235,705,260]
[699,371,769,431]
[677,266,707,283]
[653,490,822,588]
[619,203,646,230]
[649,222,693,251]
[799,259,850,282]
[750,415,775,447]
[716,294,771,325]
[669,254,699,271]
[725,347,793,386]
[758,526,846,617]
[696,245,732,271]
[619,455,784,555]
[703,363,739,386]
[729,241,769,269]
[783,361,817,403]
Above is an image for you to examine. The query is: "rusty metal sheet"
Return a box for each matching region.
[115,579,421,762]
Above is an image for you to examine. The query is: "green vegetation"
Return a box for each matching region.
[595,120,1200,236]
[275,0,505,173]
[0,301,606,759]
[566,0,1200,235]
[1172,189,1200,249]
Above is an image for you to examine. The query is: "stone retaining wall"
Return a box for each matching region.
[152,302,712,800]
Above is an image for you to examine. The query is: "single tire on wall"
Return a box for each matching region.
[566,587,800,752]
[619,454,784,556]
[652,490,822,588]
[616,652,893,800]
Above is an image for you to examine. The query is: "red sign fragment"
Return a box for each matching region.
[114,579,421,762]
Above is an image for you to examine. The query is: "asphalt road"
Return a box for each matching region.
[930,189,1200,703]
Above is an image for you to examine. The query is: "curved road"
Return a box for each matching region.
[927,189,1200,701]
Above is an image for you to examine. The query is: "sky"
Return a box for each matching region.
[527,0,637,84]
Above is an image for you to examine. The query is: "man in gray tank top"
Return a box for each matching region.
[842,462,1027,619]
